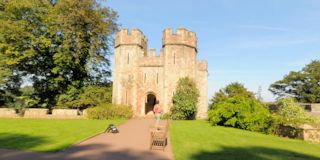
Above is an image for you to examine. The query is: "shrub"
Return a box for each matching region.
[86,103,133,120]
[171,77,199,120]
[268,97,320,135]
[208,96,270,132]
[161,113,171,120]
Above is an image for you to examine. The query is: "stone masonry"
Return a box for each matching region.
[112,28,208,118]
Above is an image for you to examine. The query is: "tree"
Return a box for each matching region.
[210,82,255,109]
[208,96,269,132]
[171,77,199,120]
[0,0,118,108]
[56,84,112,109]
[269,60,320,103]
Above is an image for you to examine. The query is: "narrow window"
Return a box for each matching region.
[125,90,128,104]
[127,53,129,64]
[173,53,176,64]
[144,73,146,83]
[157,73,159,84]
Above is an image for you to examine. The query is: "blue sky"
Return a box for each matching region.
[105,0,320,102]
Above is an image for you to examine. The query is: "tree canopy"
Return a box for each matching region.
[210,82,255,109]
[269,60,320,103]
[0,0,118,108]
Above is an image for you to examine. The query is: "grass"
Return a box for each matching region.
[0,118,125,152]
[170,120,320,160]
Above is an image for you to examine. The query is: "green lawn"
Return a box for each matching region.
[0,118,125,152]
[170,120,320,160]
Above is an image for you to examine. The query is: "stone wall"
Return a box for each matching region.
[52,109,80,118]
[24,108,49,118]
[0,108,18,118]
[300,124,320,143]
[311,104,320,112]
[278,124,320,143]
[0,108,83,119]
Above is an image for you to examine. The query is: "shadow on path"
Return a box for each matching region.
[190,146,320,160]
[0,143,170,160]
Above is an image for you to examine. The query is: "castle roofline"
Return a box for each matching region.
[162,27,197,50]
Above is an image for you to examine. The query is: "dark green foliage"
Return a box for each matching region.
[8,86,40,114]
[171,77,199,120]
[0,0,118,108]
[86,103,133,120]
[270,60,320,103]
[208,96,270,132]
[56,85,112,109]
[210,82,255,109]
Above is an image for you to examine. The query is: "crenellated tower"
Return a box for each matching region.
[112,28,147,113]
[112,28,208,118]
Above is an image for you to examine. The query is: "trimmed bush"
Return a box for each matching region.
[86,103,133,119]
[171,77,199,120]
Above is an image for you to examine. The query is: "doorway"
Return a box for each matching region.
[145,93,156,115]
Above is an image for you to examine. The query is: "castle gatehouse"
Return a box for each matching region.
[112,28,208,118]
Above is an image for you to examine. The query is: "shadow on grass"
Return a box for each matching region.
[190,146,320,160]
[0,133,48,150]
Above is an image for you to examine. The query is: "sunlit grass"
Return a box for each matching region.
[0,118,125,152]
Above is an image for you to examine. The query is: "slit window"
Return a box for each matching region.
[125,90,128,104]
[127,53,129,64]
[144,73,146,83]
[174,53,176,64]
[157,73,159,84]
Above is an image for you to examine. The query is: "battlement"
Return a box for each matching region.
[162,28,197,49]
[139,49,164,67]
[198,60,208,71]
[115,28,148,50]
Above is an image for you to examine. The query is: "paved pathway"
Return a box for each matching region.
[0,118,174,160]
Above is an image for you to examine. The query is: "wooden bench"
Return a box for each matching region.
[150,121,169,150]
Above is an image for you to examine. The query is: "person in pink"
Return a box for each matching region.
[153,101,161,124]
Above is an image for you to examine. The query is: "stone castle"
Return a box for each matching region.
[112,28,208,118]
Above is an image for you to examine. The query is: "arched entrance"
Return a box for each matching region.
[145,93,156,115]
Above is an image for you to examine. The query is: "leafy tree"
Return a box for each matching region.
[171,77,199,120]
[210,82,255,109]
[56,84,112,109]
[0,0,118,108]
[269,60,320,103]
[208,96,270,132]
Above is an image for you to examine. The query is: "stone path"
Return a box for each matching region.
[0,118,174,160]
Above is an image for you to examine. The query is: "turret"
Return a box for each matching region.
[162,28,197,51]
[115,28,148,53]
